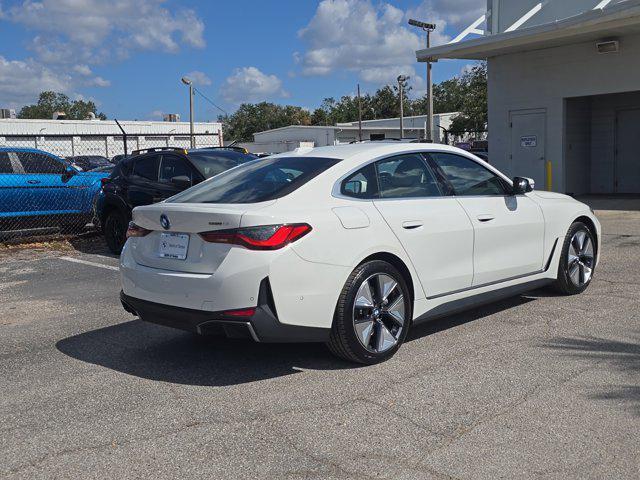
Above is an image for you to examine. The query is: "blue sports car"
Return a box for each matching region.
[0,147,109,232]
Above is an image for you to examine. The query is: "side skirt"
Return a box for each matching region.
[413,278,554,326]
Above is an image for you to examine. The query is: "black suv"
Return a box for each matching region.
[96,147,257,253]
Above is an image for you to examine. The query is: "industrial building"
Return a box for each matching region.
[244,113,458,154]
[418,0,640,194]
[0,118,222,158]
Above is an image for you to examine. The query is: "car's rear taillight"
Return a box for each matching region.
[199,224,311,250]
[126,222,152,238]
[100,177,110,187]
[222,307,256,317]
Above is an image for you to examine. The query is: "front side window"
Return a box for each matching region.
[341,163,378,199]
[376,154,442,199]
[159,155,193,183]
[168,156,341,204]
[132,155,160,181]
[429,152,508,196]
[18,152,66,174]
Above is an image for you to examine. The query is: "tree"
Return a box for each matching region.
[448,63,487,136]
[18,91,107,120]
[220,102,311,142]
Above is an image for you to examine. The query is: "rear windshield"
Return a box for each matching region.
[188,150,257,179]
[168,156,341,204]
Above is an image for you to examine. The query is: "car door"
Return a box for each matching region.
[156,154,197,200]
[428,152,545,286]
[369,153,474,298]
[16,151,84,215]
[0,151,25,219]
[125,154,161,207]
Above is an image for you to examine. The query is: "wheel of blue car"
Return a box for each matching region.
[104,209,128,254]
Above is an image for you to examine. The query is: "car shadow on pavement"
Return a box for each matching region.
[57,293,542,387]
[543,335,640,415]
[56,319,354,386]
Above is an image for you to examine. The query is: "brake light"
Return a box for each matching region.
[126,222,152,238]
[100,177,110,187]
[223,308,256,317]
[200,224,311,250]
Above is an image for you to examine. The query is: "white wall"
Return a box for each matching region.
[487,0,627,34]
[488,30,640,193]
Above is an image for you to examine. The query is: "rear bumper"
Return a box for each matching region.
[120,282,330,343]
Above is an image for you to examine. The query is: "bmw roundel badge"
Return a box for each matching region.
[160,214,170,230]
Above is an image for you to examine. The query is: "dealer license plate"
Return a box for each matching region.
[158,233,189,260]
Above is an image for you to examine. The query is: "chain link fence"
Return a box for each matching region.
[0,131,222,243]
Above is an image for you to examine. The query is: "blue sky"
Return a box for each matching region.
[0,0,485,121]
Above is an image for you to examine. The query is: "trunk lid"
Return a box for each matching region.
[129,201,275,273]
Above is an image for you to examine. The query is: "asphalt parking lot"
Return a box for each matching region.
[1,207,639,480]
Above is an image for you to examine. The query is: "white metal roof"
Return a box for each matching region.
[416,0,640,60]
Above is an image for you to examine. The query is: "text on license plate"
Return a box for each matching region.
[158,233,189,260]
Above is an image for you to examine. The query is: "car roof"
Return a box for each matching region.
[272,142,480,162]
[0,147,58,155]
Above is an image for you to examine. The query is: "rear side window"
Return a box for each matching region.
[18,152,66,174]
[376,154,442,198]
[0,152,12,173]
[188,151,256,179]
[132,155,159,181]
[168,156,340,204]
[341,164,378,199]
[159,155,193,183]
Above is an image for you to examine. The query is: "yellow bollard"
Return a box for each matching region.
[545,160,552,191]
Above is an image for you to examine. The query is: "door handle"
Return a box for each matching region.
[402,221,423,230]
[27,180,41,185]
[477,214,495,223]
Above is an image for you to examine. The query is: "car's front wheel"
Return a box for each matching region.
[327,260,412,364]
[104,209,128,254]
[553,221,596,295]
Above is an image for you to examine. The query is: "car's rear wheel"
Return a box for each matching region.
[327,260,412,364]
[104,209,128,254]
[553,221,596,295]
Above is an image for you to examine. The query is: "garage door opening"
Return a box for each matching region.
[565,91,640,195]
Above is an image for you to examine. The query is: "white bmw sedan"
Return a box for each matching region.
[120,144,600,364]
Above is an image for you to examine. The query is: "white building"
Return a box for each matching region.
[418,0,640,195]
[246,113,458,154]
[0,119,222,158]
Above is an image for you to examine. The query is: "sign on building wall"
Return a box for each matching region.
[520,135,538,147]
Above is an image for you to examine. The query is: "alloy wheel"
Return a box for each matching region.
[352,273,405,353]
[567,230,595,287]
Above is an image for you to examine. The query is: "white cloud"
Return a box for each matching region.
[73,64,92,76]
[0,0,206,109]
[220,67,288,104]
[296,0,484,88]
[0,55,70,108]
[185,71,212,86]
[5,0,205,55]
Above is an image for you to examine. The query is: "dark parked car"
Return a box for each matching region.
[97,147,258,253]
[110,154,130,165]
[67,155,112,171]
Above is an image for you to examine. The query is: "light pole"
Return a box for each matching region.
[181,76,195,148]
[409,19,436,142]
[397,75,410,139]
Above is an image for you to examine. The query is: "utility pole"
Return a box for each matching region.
[397,75,409,139]
[357,83,363,142]
[409,19,436,142]
[181,76,195,148]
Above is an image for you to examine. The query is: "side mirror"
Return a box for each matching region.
[512,176,534,195]
[170,175,191,189]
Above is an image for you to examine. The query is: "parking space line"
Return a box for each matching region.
[59,256,119,272]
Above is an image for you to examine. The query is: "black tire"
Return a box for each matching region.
[104,209,128,254]
[552,221,596,295]
[327,260,412,364]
